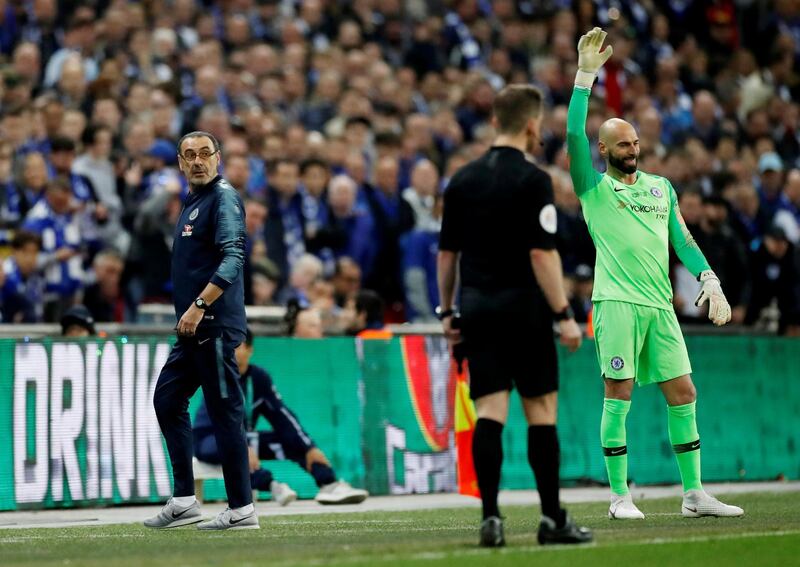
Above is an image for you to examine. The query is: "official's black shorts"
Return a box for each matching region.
[459,287,558,400]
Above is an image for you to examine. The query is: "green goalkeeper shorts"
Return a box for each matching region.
[593,300,692,386]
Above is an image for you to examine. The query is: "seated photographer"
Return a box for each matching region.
[192,328,368,505]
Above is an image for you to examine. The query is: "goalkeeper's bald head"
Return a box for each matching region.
[599,118,639,175]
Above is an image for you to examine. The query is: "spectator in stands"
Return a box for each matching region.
[278,253,323,306]
[343,150,369,198]
[0,229,44,323]
[19,0,59,63]
[401,193,441,323]
[128,179,183,307]
[1,106,32,157]
[59,304,96,337]
[363,155,414,318]
[181,65,227,133]
[73,124,129,255]
[20,151,49,210]
[0,140,25,229]
[302,69,341,131]
[756,152,785,215]
[265,158,305,283]
[455,77,495,142]
[687,91,722,150]
[43,13,98,88]
[83,249,126,323]
[292,307,325,339]
[56,54,88,115]
[122,117,155,162]
[730,182,772,249]
[250,260,280,307]
[23,177,84,321]
[73,125,115,208]
[50,137,96,207]
[141,139,183,199]
[299,158,332,255]
[149,87,180,141]
[244,198,268,305]
[307,278,345,334]
[774,169,800,244]
[402,159,439,231]
[58,109,86,143]
[348,290,390,338]
[745,225,800,335]
[326,174,376,278]
[331,257,361,309]
[49,136,106,254]
[223,153,251,200]
[121,138,167,230]
[92,97,123,137]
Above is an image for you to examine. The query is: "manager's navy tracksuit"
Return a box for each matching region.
[153,175,252,508]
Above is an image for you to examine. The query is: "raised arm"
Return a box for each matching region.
[567,27,612,196]
[567,91,602,196]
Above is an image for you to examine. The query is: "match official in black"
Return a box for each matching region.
[145,131,258,531]
[438,85,592,547]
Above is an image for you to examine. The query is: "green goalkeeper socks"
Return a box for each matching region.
[667,402,703,492]
[601,398,631,496]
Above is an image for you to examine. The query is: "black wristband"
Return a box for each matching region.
[435,306,455,321]
[553,305,575,321]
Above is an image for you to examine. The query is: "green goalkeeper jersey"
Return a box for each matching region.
[567,86,710,310]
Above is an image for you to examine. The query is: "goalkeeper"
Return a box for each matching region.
[567,28,744,520]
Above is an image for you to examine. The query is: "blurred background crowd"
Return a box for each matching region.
[0,0,799,335]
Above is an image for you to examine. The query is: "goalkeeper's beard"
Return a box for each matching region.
[608,152,638,174]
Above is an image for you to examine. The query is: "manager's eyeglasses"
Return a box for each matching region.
[180,149,218,162]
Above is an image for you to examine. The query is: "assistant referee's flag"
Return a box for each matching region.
[454,364,480,498]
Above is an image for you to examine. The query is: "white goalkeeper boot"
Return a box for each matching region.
[609,493,645,519]
[681,490,744,518]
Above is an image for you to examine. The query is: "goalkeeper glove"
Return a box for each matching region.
[575,27,614,89]
[694,270,731,326]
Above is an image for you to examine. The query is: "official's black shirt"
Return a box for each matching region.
[439,146,557,292]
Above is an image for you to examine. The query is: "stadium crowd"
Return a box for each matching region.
[0,0,799,335]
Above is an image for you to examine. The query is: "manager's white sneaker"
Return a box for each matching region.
[143,498,203,529]
[681,490,744,518]
[270,481,297,507]
[315,480,369,505]
[197,507,260,530]
[608,493,645,520]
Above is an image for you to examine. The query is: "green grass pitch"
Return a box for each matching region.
[1,491,799,566]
